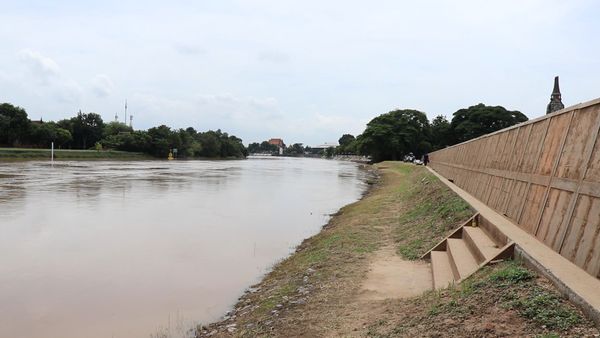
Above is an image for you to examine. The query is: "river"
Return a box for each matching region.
[0,157,368,338]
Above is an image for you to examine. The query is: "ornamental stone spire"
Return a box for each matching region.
[546,76,564,114]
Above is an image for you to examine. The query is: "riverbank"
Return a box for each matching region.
[0,147,152,160]
[196,162,599,337]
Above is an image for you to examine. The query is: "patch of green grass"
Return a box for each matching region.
[392,163,415,175]
[257,282,297,313]
[487,261,535,286]
[423,260,582,332]
[391,164,472,259]
[397,239,424,260]
[0,147,151,160]
[510,290,580,330]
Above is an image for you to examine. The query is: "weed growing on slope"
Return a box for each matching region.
[393,166,472,259]
[418,261,585,336]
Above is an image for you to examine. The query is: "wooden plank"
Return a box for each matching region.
[517,119,552,225]
[558,105,600,253]
[504,126,531,215]
[533,111,575,236]
[572,197,600,275]
[536,189,573,248]
[557,106,600,180]
[519,184,547,233]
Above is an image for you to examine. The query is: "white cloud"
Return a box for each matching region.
[257,51,290,64]
[1,1,599,144]
[173,43,207,55]
[15,49,82,104]
[90,74,114,98]
[17,49,60,84]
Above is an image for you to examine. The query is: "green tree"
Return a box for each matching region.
[430,115,452,150]
[450,104,528,144]
[147,125,173,157]
[324,146,335,158]
[103,121,133,138]
[338,134,355,148]
[29,122,72,148]
[71,112,105,149]
[258,141,278,153]
[336,134,357,154]
[284,143,305,156]
[0,103,31,146]
[247,142,260,153]
[357,109,431,162]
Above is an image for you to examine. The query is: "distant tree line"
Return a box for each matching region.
[247,140,324,157]
[335,103,528,162]
[0,102,247,158]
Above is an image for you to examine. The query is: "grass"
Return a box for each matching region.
[0,147,152,160]
[392,164,472,259]
[387,261,587,337]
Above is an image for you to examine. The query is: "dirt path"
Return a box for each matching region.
[358,246,431,301]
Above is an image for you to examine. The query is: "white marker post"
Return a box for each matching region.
[51,142,54,162]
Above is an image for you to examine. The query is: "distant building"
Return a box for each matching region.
[268,138,285,155]
[546,76,565,115]
[311,142,338,150]
[268,138,285,148]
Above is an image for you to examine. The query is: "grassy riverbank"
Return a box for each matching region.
[196,162,598,337]
[0,147,152,160]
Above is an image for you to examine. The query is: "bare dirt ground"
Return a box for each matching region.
[196,162,599,338]
[358,246,431,301]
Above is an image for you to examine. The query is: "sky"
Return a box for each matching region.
[1,0,599,146]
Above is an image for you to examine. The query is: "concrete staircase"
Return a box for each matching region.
[423,213,514,289]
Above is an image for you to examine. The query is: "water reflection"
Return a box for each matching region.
[0,157,367,338]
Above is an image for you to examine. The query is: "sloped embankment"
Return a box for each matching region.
[196,162,598,337]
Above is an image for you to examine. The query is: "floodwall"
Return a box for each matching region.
[429,98,600,279]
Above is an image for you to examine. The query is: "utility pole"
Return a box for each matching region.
[124,100,128,124]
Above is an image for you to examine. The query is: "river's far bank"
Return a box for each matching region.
[0,148,250,161]
[196,162,599,338]
[0,147,152,160]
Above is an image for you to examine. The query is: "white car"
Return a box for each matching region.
[413,159,423,165]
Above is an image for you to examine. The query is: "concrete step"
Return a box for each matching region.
[430,250,455,289]
[447,238,479,280]
[463,226,500,264]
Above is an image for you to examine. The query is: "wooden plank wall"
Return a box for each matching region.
[429,98,600,279]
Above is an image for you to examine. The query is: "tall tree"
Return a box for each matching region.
[0,103,31,146]
[71,112,104,149]
[430,115,452,150]
[450,104,528,144]
[336,134,357,154]
[338,134,355,147]
[357,109,431,162]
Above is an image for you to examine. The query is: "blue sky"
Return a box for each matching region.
[1,0,599,146]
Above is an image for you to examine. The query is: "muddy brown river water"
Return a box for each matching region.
[0,157,368,338]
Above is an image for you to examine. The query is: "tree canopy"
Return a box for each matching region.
[337,103,528,163]
[430,115,452,150]
[0,102,247,159]
[357,109,431,162]
[450,103,528,144]
[0,103,30,146]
